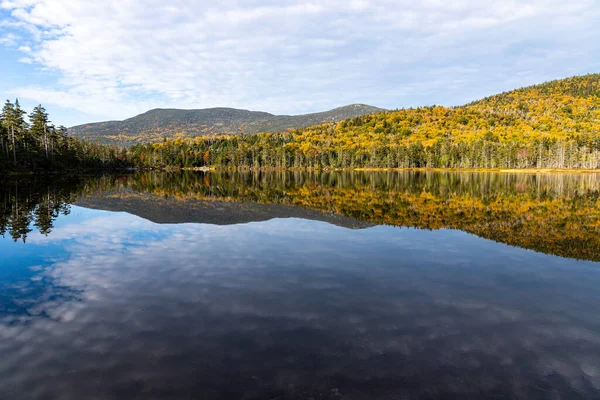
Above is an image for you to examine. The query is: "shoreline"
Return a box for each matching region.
[213,166,600,174]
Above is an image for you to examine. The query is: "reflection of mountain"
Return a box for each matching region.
[78,171,600,262]
[2,171,600,261]
[76,190,374,229]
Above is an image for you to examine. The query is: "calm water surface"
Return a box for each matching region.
[1,171,600,399]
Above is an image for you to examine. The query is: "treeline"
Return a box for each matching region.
[0,99,130,172]
[127,133,600,170]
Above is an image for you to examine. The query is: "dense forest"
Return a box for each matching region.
[0,100,129,172]
[126,74,600,170]
[3,171,600,261]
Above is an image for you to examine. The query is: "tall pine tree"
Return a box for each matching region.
[29,105,51,159]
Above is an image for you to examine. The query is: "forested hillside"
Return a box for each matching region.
[128,74,600,170]
[69,104,384,146]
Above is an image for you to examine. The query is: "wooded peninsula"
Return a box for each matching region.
[2,74,600,173]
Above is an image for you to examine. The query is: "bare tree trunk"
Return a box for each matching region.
[10,125,16,166]
[43,124,48,159]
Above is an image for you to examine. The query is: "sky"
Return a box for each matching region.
[1,0,599,127]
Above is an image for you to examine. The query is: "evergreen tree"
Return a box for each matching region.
[29,105,50,159]
[1,100,17,166]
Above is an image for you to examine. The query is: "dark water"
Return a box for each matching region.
[1,171,600,399]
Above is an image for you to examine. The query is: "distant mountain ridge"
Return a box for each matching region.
[69,104,385,146]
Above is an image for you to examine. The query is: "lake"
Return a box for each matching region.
[1,171,600,399]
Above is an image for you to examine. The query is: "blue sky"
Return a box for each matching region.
[1,0,599,127]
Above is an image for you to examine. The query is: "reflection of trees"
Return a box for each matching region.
[117,171,600,261]
[3,172,600,261]
[0,178,78,242]
[1,175,139,242]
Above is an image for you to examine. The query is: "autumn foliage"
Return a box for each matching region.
[128,74,600,170]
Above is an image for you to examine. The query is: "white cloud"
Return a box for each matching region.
[0,32,18,45]
[1,0,599,124]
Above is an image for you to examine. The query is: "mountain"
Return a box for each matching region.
[126,74,600,170]
[68,104,385,146]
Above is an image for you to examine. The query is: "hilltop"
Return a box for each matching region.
[295,73,600,148]
[68,104,384,146]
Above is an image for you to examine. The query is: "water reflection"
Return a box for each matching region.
[1,172,600,399]
[3,171,600,260]
[1,208,600,398]
[0,177,77,242]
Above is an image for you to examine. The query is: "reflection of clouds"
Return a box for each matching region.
[1,210,600,399]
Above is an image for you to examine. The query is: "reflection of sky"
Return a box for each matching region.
[1,206,600,399]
